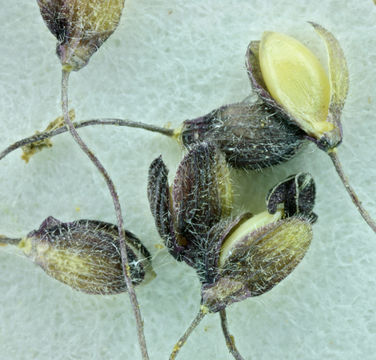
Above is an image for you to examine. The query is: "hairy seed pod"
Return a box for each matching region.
[200,173,316,312]
[37,0,125,71]
[202,217,312,312]
[246,22,349,151]
[147,155,182,259]
[18,216,155,295]
[167,174,317,358]
[147,142,233,269]
[177,101,305,170]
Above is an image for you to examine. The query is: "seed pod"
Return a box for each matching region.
[246,22,349,151]
[147,155,182,259]
[18,216,155,295]
[168,174,317,359]
[147,142,233,270]
[176,101,305,169]
[202,217,312,312]
[37,0,125,71]
[200,173,316,311]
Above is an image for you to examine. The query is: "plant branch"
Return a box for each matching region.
[61,69,149,360]
[0,118,174,162]
[0,236,22,246]
[169,306,208,360]
[219,309,245,360]
[329,150,376,233]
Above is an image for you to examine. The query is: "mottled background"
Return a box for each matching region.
[0,1,375,359]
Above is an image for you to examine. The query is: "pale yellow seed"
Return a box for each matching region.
[219,210,282,266]
[259,31,332,137]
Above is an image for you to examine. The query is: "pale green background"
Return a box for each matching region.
[0,1,375,359]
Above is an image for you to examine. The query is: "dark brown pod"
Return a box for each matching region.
[178,101,305,170]
[19,216,155,294]
[147,156,184,260]
[37,0,125,71]
[147,142,233,270]
[172,142,232,240]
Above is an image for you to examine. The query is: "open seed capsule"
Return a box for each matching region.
[202,216,313,312]
[18,216,155,295]
[246,22,349,151]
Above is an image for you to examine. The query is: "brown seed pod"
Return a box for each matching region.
[147,142,233,275]
[14,216,155,295]
[168,173,316,359]
[177,101,305,170]
[37,0,125,71]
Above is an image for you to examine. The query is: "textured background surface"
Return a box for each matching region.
[0,1,376,359]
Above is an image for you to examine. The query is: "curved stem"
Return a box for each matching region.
[0,118,174,162]
[219,309,245,360]
[329,150,376,233]
[169,306,208,360]
[0,236,22,246]
[61,70,149,360]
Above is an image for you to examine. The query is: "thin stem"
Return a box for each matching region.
[0,118,174,162]
[219,309,245,360]
[0,236,22,246]
[61,70,149,360]
[329,150,376,233]
[169,306,208,360]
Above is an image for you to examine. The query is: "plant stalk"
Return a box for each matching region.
[169,306,208,360]
[329,150,376,233]
[219,309,245,360]
[0,236,22,246]
[0,118,174,162]
[61,69,149,360]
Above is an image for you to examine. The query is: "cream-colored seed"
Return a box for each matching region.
[259,31,332,137]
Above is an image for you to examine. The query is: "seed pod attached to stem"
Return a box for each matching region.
[36,0,149,357]
[246,22,376,233]
[147,144,316,360]
[1,217,155,295]
[37,0,125,71]
[2,21,373,234]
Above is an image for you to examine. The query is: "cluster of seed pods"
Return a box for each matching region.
[1,1,375,360]
[147,142,316,358]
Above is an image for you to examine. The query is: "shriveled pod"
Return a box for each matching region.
[0,216,155,295]
[168,173,316,360]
